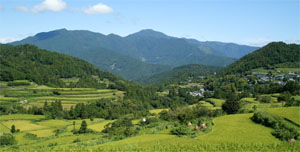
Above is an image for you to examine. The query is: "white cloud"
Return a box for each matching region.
[83,3,113,14]
[0,37,19,44]
[16,0,66,13]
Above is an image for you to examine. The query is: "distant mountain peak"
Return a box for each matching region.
[34,28,68,40]
[127,29,170,39]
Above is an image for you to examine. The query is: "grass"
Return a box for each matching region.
[265,107,300,125]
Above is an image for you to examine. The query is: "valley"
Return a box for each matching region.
[1,1,299,150]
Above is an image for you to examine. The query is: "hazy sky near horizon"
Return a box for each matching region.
[0,0,299,46]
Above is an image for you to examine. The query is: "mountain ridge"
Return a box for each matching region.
[11,28,257,81]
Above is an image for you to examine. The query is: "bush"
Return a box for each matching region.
[251,112,280,128]
[23,133,38,140]
[257,95,271,103]
[7,81,30,86]
[222,100,240,114]
[171,126,194,137]
[251,111,300,141]
[52,90,61,95]
[102,118,137,137]
[0,133,17,146]
[73,138,81,143]
[272,128,298,141]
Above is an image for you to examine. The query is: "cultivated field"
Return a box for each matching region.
[0,80,124,109]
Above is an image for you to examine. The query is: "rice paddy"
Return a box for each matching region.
[265,107,300,125]
[0,81,124,109]
[149,108,168,114]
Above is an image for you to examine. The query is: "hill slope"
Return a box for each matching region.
[221,42,300,75]
[0,44,122,87]
[138,64,222,85]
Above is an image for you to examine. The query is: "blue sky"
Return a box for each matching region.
[0,0,299,46]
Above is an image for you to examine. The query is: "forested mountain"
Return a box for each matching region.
[0,44,122,87]
[221,42,300,75]
[185,39,260,59]
[9,29,256,81]
[11,29,171,81]
[138,64,222,85]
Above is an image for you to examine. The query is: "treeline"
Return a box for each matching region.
[138,64,222,85]
[0,44,121,87]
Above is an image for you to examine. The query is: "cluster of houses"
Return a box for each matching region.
[249,72,300,85]
[189,88,205,97]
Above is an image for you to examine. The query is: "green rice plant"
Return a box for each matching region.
[206,98,225,107]
[149,109,169,114]
[2,120,47,131]
[0,115,45,121]
[265,107,300,125]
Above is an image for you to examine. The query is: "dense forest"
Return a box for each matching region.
[138,64,222,85]
[221,42,300,75]
[0,44,121,87]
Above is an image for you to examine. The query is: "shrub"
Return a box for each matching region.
[171,126,194,137]
[23,133,38,140]
[0,133,17,146]
[251,111,300,141]
[222,100,240,114]
[73,138,81,143]
[272,128,298,141]
[257,95,271,103]
[251,112,280,128]
[7,81,30,86]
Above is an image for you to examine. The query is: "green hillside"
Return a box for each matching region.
[138,64,222,85]
[0,44,122,87]
[221,42,300,75]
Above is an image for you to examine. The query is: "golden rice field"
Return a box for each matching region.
[206,98,225,107]
[149,108,169,114]
[265,107,300,125]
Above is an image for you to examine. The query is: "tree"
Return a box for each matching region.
[283,81,300,95]
[79,120,87,133]
[11,125,16,133]
[222,100,240,114]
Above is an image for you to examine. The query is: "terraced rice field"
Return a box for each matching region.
[149,108,168,114]
[197,113,279,144]
[241,97,259,103]
[88,120,114,132]
[206,98,225,107]
[265,107,300,125]
[0,84,124,109]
